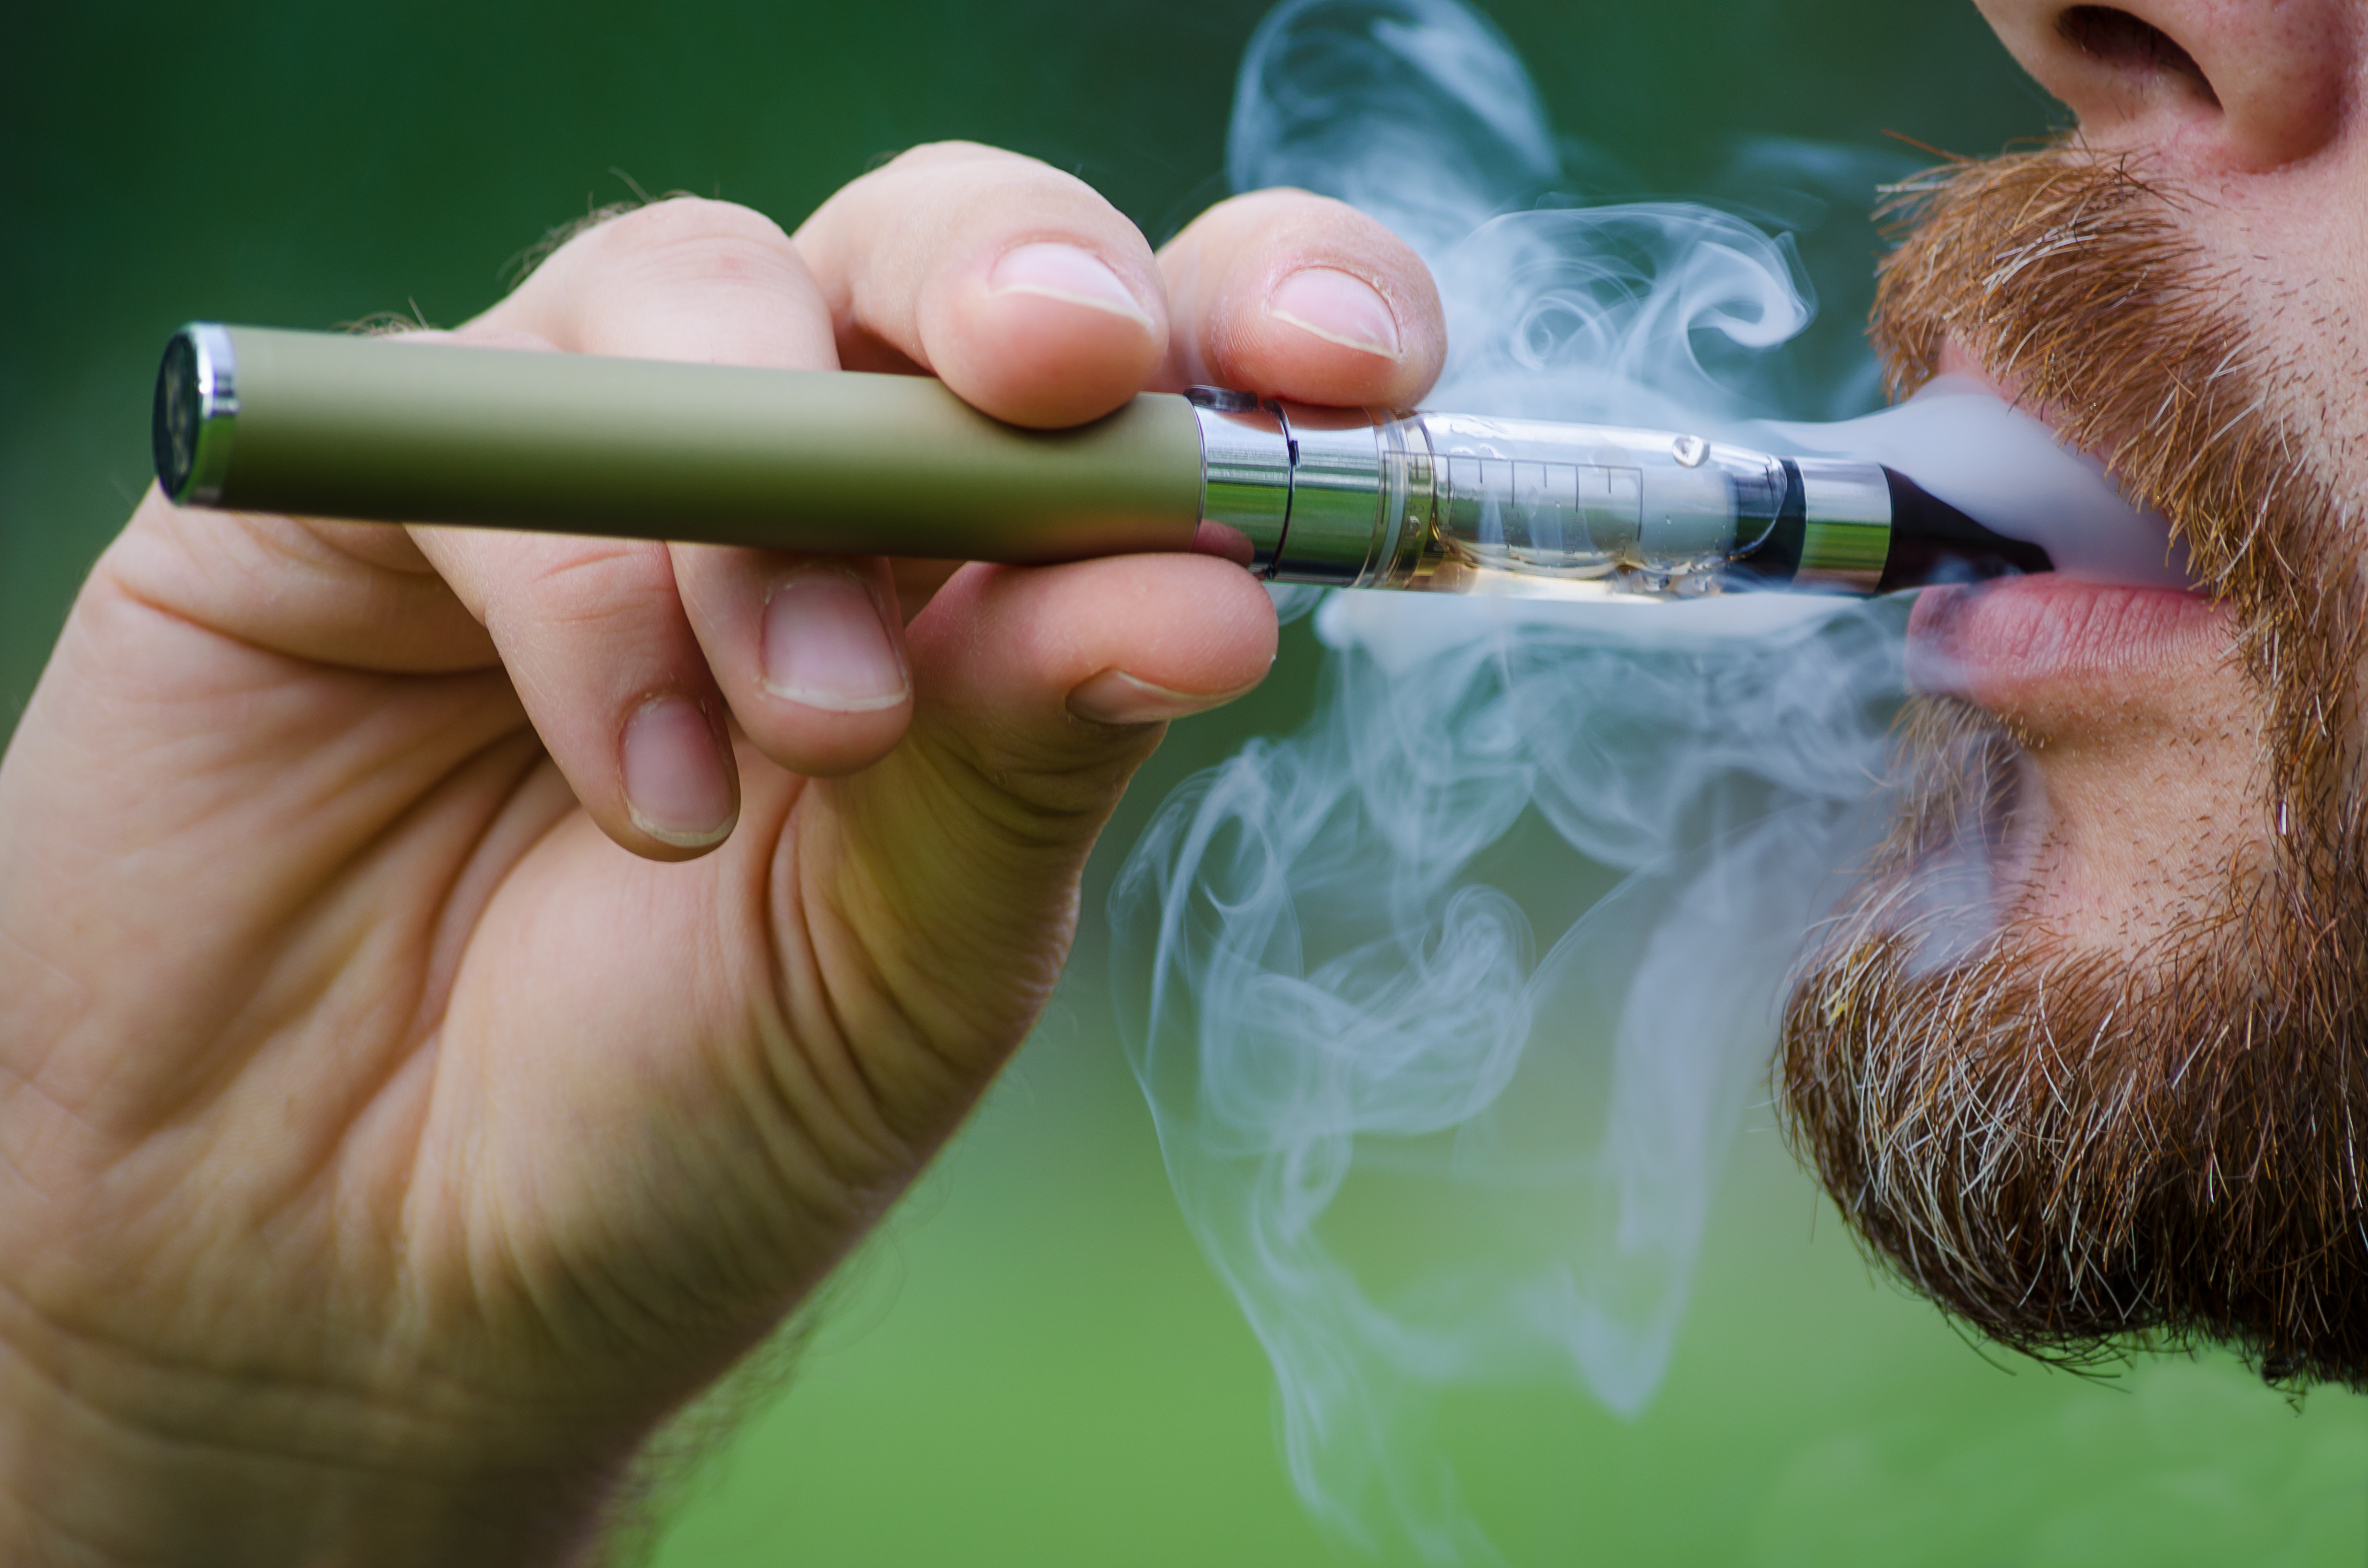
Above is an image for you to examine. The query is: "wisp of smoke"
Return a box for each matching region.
[1109,0,1963,1559]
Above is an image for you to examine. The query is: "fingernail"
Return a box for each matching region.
[621,696,737,848]
[988,242,1154,326]
[1067,669,1257,726]
[1266,268,1402,359]
[761,567,910,713]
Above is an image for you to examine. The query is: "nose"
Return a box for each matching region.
[1974,0,2356,171]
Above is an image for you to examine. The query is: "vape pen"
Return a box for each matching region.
[156,323,2050,600]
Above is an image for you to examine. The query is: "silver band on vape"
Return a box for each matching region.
[1186,388,1428,586]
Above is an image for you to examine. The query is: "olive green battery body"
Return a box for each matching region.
[163,325,1209,563]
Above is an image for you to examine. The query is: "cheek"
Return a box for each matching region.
[2197,192,2368,444]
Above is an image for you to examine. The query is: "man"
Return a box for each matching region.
[1777,0,2368,1389]
[0,3,2339,1559]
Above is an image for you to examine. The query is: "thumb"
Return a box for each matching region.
[913,549,1276,774]
[802,552,1276,1080]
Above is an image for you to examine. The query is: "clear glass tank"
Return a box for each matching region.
[1406,412,1793,600]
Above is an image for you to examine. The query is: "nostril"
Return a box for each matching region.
[2057,7,2221,108]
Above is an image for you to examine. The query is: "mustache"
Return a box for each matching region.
[1869,144,2359,827]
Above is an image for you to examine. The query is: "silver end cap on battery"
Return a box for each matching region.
[154,322,241,506]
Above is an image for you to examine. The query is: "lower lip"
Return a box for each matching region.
[1905,575,2224,704]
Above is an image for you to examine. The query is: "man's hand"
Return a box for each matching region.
[0,145,1443,1561]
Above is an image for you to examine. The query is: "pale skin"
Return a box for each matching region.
[0,146,1444,1560]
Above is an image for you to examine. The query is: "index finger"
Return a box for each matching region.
[791,143,1170,429]
[1155,188,1447,409]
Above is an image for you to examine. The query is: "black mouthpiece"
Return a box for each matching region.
[1876,468,2054,592]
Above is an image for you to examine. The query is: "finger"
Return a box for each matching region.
[477,196,841,371]
[437,285,745,858]
[1156,188,1446,408]
[668,547,914,779]
[413,526,740,858]
[925,556,1278,736]
[809,553,1278,1078]
[791,142,1169,429]
[409,200,915,855]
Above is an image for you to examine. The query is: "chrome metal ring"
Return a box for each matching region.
[155,322,241,506]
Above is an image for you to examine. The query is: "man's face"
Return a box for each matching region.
[1776,0,2368,1384]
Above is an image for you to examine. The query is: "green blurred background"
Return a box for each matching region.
[8,1,2366,1561]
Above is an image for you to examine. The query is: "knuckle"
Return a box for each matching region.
[885,145,1124,234]
[1209,184,1325,220]
[499,542,682,636]
[879,138,1000,168]
[589,197,804,288]
[1195,187,1424,269]
[1309,202,1407,256]
[602,194,788,250]
[876,140,1043,181]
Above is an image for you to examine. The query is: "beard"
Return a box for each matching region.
[1776,143,2368,1386]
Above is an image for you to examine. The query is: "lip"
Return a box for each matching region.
[1906,575,2227,709]
[1905,345,2216,706]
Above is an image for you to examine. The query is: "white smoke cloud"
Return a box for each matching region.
[1110,1,1931,1562]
